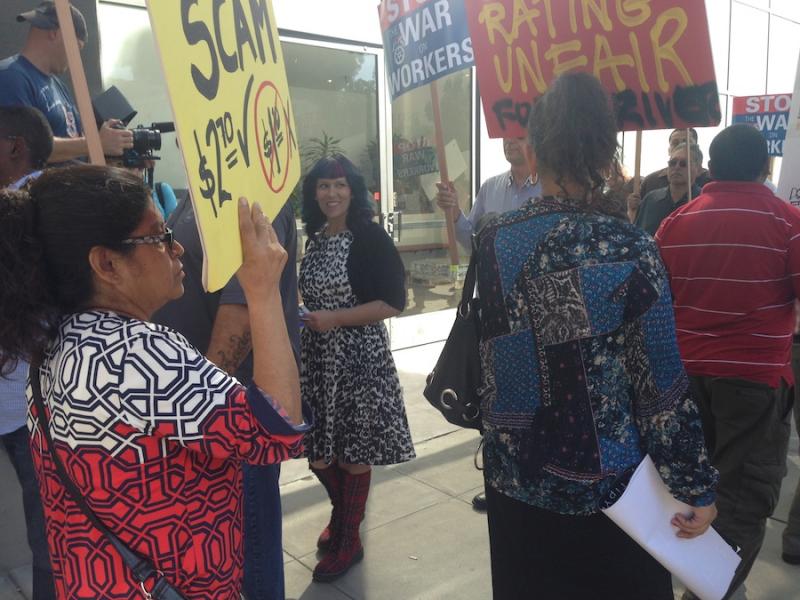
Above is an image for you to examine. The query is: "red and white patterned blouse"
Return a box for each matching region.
[27,310,309,599]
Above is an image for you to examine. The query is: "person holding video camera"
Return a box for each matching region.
[0,1,133,163]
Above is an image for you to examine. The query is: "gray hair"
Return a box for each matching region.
[671,142,703,165]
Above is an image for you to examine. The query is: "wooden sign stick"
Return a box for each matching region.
[54,0,104,165]
[633,130,643,195]
[430,79,460,271]
[686,127,693,201]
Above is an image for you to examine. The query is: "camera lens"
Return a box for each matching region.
[132,128,162,154]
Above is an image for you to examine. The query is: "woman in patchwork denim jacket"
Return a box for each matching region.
[476,72,719,600]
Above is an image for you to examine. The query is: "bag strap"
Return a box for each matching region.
[29,360,184,599]
[459,252,478,308]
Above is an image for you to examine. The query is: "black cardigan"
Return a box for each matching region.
[345,221,407,312]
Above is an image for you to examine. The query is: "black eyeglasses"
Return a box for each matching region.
[668,159,688,168]
[120,227,175,251]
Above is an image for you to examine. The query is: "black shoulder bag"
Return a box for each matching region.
[423,250,483,430]
[30,362,187,600]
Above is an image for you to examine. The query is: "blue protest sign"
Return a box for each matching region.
[732,94,792,157]
[380,0,474,100]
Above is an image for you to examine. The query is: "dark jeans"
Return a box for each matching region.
[242,462,284,600]
[689,376,793,598]
[1,426,55,600]
[485,485,673,600]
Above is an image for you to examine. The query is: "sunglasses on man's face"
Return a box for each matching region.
[120,227,175,251]
[668,159,688,168]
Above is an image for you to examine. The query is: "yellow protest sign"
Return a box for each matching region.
[147,0,299,291]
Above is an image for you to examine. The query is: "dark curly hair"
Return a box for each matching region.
[0,165,148,374]
[301,154,375,237]
[528,72,622,215]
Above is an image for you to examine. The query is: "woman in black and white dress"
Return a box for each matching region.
[299,154,415,583]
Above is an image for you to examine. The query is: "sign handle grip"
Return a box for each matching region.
[54,0,104,165]
[430,80,459,268]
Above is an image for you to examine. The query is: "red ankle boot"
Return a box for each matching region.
[310,464,343,552]
[312,469,371,583]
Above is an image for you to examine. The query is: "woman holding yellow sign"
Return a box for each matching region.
[0,165,308,598]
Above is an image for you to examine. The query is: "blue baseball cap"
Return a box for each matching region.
[17,1,88,43]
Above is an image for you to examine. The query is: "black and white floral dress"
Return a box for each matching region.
[299,229,415,465]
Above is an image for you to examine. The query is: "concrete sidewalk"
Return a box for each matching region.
[2,342,799,599]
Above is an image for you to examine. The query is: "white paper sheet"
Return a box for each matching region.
[601,455,740,600]
[420,139,469,201]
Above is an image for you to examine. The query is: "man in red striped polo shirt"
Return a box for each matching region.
[656,124,798,599]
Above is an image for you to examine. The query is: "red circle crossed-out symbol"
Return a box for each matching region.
[254,81,294,194]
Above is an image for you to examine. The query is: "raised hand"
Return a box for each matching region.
[236,197,287,297]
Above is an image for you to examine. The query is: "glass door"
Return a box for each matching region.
[386,69,474,350]
[281,38,383,251]
[276,37,475,351]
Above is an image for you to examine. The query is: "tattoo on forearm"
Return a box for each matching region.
[214,332,253,375]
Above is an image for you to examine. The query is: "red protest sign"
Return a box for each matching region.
[465,0,721,138]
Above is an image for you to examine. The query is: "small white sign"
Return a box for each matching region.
[778,51,800,205]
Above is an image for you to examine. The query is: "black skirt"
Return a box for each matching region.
[486,485,674,600]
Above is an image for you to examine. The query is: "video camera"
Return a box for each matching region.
[118,121,175,169]
[92,86,176,184]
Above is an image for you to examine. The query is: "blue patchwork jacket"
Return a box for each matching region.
[476,196,718,515]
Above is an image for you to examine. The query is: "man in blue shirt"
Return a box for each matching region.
[436,137,542,249]
[436,137,542,511]
[0,1,132,163]
[0,105,56,600]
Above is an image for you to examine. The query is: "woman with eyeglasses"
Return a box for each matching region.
[0,165,309,599]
